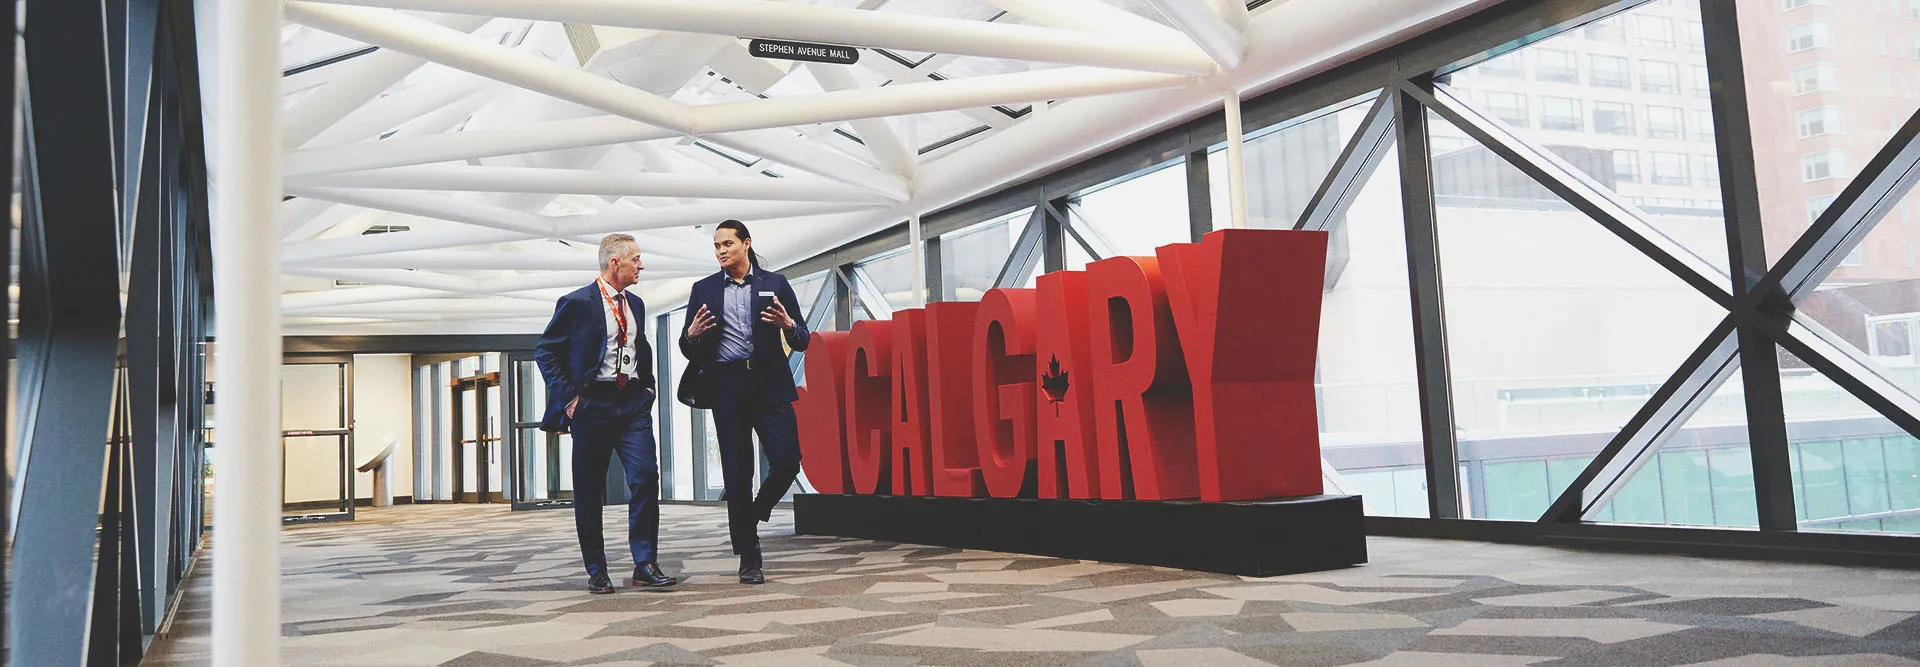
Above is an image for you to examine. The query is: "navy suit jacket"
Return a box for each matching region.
[676,268,810,408]
[534,283,655,433]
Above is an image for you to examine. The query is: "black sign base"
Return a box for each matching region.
[792,493,1366,577]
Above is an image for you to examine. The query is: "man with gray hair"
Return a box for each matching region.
[535,234,678,594]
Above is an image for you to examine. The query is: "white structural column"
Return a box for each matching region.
[910,213,927,306]
[1145,0,1244,69]
[213,0,283,664]
[1222,88,1248,229]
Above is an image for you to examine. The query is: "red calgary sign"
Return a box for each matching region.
[795,229,1328,502]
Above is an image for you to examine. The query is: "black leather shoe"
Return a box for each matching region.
[631,562,679,588]
[738,551,766,585]
[587,572,615,595]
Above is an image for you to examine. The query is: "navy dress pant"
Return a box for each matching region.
[569,383,661,576]
[708,363,802,555]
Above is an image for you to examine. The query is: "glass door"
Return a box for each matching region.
[450,367,504,503]
[281,356,355,523]
[506,352,573,510]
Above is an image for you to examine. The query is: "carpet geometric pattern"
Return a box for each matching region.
[144,504,1920,666]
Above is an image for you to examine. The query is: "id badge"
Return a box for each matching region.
[618,344,637,376]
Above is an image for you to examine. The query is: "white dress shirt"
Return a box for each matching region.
[596,279,640,381]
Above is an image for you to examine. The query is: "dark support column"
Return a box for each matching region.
[11,0,134,660]
[834,265,853,330]
[925,236,944,303]
[1042,197,1068,273]
[1701,0,1797,532]
[124,101,165,631]
[1186,149,1212,242]
[0,0,16,644]
[1393,81,1462,519]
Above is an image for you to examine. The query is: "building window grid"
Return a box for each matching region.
[1535,48,1579,83]
[1541,96,1584,131]
[1638,14,1678,49]
[1793,63,1837,94]
[1787,21,1833,52]
[1646,105,1687,140]
[1642,60,1682,94]
[1595,101,1635,136]
[1798,106,1845,137]
[1802,149,1848,181]
[1651,151,1690,185]
[1484,91,1530,128]
[1591,54,1631,88]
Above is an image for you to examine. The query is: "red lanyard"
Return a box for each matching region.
[597,281,628,346]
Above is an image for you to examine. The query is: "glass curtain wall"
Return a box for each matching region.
[635,0,1920,547]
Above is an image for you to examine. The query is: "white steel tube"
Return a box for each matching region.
[284,115,677,176]
[212,0,283,664]
[693,67,1194,134]
[1223,88,1248,229]
[287,165,897,203]
[285,186,556,235]
[983,0,1185,39]
[284,2,694,132]
[283,226,533,262]
[808,63,917,177]
[298,0,1216,74]
[909,213,927,306]
[282,13,493,148]
[702,129,911,200]
[1146,0,1245,69]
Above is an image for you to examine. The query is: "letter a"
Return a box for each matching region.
[1033,271,1101,499]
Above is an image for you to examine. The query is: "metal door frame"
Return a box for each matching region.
[281,354,355,524]
[450,370,503,503]
[505,350,571,511]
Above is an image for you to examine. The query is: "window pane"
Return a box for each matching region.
[1777,347,1920,534]
[1440,1,1729,282]
[1744,1,1920,419]
[1068,161,1191,257]
[939,208,1032,301]
[1209,97,1373,230]
[855,248,918,311]
[1427,103,1734,522]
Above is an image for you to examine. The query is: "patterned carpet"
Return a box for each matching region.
[144,503,1920,666]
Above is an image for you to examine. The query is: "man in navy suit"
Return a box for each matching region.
[678,220,810,584]
[536,233,678,594]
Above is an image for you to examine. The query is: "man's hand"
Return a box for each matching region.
[566,396,579,419]
[687,305,718,340]
[760,299,795,331]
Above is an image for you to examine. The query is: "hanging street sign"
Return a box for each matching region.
[748,38,860,65]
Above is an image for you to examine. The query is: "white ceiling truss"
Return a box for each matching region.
[266,0,1493,334]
